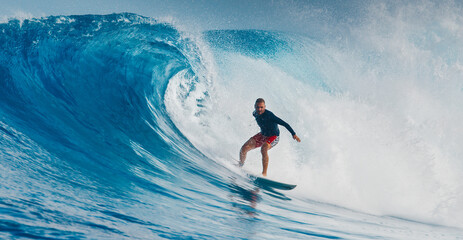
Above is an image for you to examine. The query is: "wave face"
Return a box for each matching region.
[1,9,463,240]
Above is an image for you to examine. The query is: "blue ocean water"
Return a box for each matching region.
[1,8,463,240]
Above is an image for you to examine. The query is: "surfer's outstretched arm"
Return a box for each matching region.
[272,114,301,142]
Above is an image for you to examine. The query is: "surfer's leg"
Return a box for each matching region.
[239,137,257,166]
[261,143,271,176]
[261,136,278,176]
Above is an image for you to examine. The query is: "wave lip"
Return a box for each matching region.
[0,13,228,238]
[0,13,199,162]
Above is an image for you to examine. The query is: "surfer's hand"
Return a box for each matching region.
[293,135,301,142]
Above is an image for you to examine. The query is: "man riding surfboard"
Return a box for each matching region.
[239,98,301,176]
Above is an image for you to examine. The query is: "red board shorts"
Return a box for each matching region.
[252,133,279,148]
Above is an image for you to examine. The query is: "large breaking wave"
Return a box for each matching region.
[1,8,463,239]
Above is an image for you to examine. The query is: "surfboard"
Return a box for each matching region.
[250,175,297,190]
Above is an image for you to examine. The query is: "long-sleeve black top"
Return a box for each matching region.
[253,109,296,137]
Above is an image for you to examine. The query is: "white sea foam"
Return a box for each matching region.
[165,1,463,228]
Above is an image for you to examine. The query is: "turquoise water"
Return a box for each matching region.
[1,4,463,239]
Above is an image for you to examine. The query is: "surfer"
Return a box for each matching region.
[239,98,301,176]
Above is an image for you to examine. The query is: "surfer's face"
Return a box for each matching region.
[255,102,266,115]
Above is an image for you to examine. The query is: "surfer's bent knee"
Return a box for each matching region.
[261,143,270,153]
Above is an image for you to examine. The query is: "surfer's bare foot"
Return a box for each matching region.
[262,172,267,177]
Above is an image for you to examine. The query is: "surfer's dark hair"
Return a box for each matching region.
[255,98,265,105]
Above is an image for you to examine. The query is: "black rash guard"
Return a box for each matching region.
[253,109,296,137]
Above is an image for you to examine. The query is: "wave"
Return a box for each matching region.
[1,9,463,239]
[0,13,204,167]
